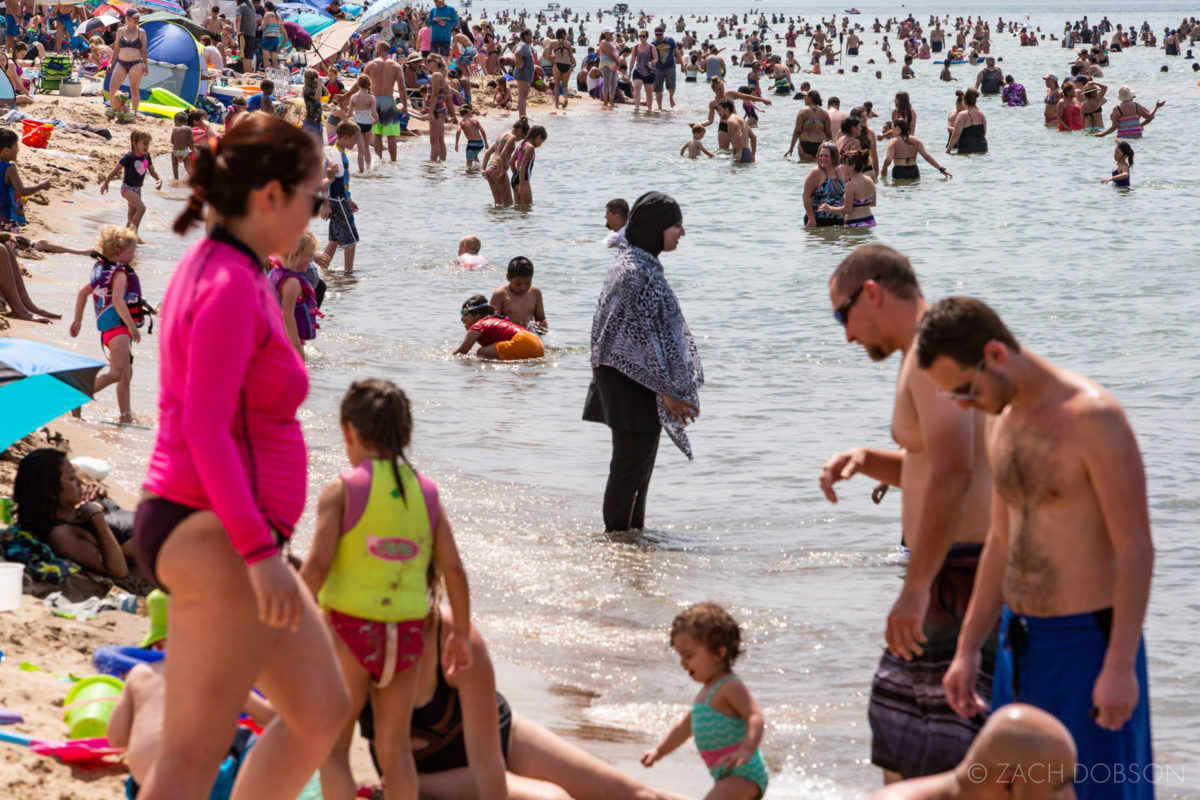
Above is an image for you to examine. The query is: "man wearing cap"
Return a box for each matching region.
[364,41,404,162]
[652,25,678,109]
[428,0,457,58]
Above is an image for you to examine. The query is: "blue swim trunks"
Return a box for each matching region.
[994,606,1154,800]
[4,14,18,38]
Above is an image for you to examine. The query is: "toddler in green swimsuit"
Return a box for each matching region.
[642,602,769,799]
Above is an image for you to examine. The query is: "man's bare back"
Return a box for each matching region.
[365,54,401,98]
[491,284,544,330]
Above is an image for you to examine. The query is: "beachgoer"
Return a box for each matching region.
[1055,82,1084,131]
[358,604,692,799]
[802,142,845,228]
[513,29,536,118]
[652,25,679,109]
[892,91,917,133]
[110,10,147,115]
[301,69,324,142]
[509,125,546,205]
[1101,141,1133,187]
[100,129,161,237]
[629,29,658,113]
[1093,86,1166,138]
[870,705,1076,800]
[882,120,951,180]
[0,128,48,233]
[974,56,1003,94]
[270,230,322,356]
[786,90,832,162]
[68,225,148,423]
[681,124,715,158]
[13,448,132,578]
[1079,80,1107,128]
[547,27,576,109]
[301,378,472,800]
[425,54,457,162]
[604,197,628,246]
[1001,75,1028,106]
[490,256,546,332]
[946,88,987,153]
[259,2,284,69]
[818,151,876,227]
[455,105,487,168]
[131,113,349,800]
[235,0,256,70]
[364,42,404,161]
[320,122,361,272]
[822,246,996,782]
[454,295,545,360]
[347,75,376,172]
[642,603,768,799]
[918,296,1156,800]
[454,235,491,270]
[480,117,528,205]
[583,191,702,531]
[246,78,276,116]
[717,100,754,163]
[428,0,457,57]
[598,27,618,110]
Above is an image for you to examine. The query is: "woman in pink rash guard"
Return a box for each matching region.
[131,115,349,800]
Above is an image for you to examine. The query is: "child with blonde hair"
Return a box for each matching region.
[100,130,161,237]
[642,603,768,800]
[302,379,472,800]
[453,234,492,270]
[69,226,152,423]
[270,230,323,356]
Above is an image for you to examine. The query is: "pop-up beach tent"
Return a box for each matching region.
[104,18,204,105]
[0,69,15,105]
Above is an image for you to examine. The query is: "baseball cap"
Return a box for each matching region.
[1043,73,1058,82]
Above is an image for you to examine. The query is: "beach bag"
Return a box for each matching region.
[20,120,53,149]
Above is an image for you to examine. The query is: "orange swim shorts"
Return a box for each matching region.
[495,329,545,360]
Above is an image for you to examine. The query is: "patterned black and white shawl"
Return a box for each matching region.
[590,243,704,459]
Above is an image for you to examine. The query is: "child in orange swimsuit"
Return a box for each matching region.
[453,294,545,360]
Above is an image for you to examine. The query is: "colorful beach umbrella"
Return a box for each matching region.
[93,2,131,18]
[0,338,104,453]
[354,0,405,33]
[135,0,185,13]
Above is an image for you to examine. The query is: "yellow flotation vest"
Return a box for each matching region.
[318,460,433,623]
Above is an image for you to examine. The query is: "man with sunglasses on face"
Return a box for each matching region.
[820,244,996,784]
[917,297,1154,800]
[652,26,678,109]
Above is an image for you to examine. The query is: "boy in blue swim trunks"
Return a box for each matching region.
[918,297,1156,800]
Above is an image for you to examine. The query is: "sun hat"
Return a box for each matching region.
[601,26,613,35]
[1117,85,1135,101]
[139,590,169,649]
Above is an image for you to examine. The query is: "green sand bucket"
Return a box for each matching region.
[62,675,124,739]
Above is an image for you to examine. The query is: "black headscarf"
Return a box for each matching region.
[624,191,682,256]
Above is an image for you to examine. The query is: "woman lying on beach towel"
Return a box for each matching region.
[357,605,693,800]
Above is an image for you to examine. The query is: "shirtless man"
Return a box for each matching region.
[808,25,827,53]
[717,99,754,163]
[871,704,1076,800]
[785,89,833,162]
[821,245,995,783]
[827,96,847,131]
[363,41,404,162]
[699,77,768,150]
[918,297,1154,800]
[845,30,861,56]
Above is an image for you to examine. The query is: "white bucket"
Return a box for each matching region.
[0,562,24,612]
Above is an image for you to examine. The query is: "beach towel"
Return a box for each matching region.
[0,526,80,584]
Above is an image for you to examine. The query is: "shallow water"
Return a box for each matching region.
[33,2,1200,797]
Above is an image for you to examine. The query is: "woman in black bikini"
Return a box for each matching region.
[882,119,952,181]
[700,77,768,150]
[359,606,693,800]
[546,27,575,109]
[110,10,148,116]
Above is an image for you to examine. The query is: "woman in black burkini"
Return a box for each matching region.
[583,191,703,532]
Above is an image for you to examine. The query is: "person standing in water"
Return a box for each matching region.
[918,297,1155,800]
[785,90,833,162]
[717,99,755,164]
[821,245,996,784]
[584,192,702,533]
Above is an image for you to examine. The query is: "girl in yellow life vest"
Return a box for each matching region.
[301,379,473,799]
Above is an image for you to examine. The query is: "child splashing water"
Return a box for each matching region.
[454,294,545,360]
[68,226,150,423]
[301,379,473,800]
[100,129,162,239]
[642,603,769,800]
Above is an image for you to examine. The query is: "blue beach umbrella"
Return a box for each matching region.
[0,338,105,453]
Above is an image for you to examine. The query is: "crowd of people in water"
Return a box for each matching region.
[0,3,1187,799]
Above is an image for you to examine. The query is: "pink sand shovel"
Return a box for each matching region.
[0,729,125,765]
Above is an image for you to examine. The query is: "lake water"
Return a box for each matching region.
[32,2,1200,797]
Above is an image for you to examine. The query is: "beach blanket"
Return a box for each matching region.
[0,526,80,584]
